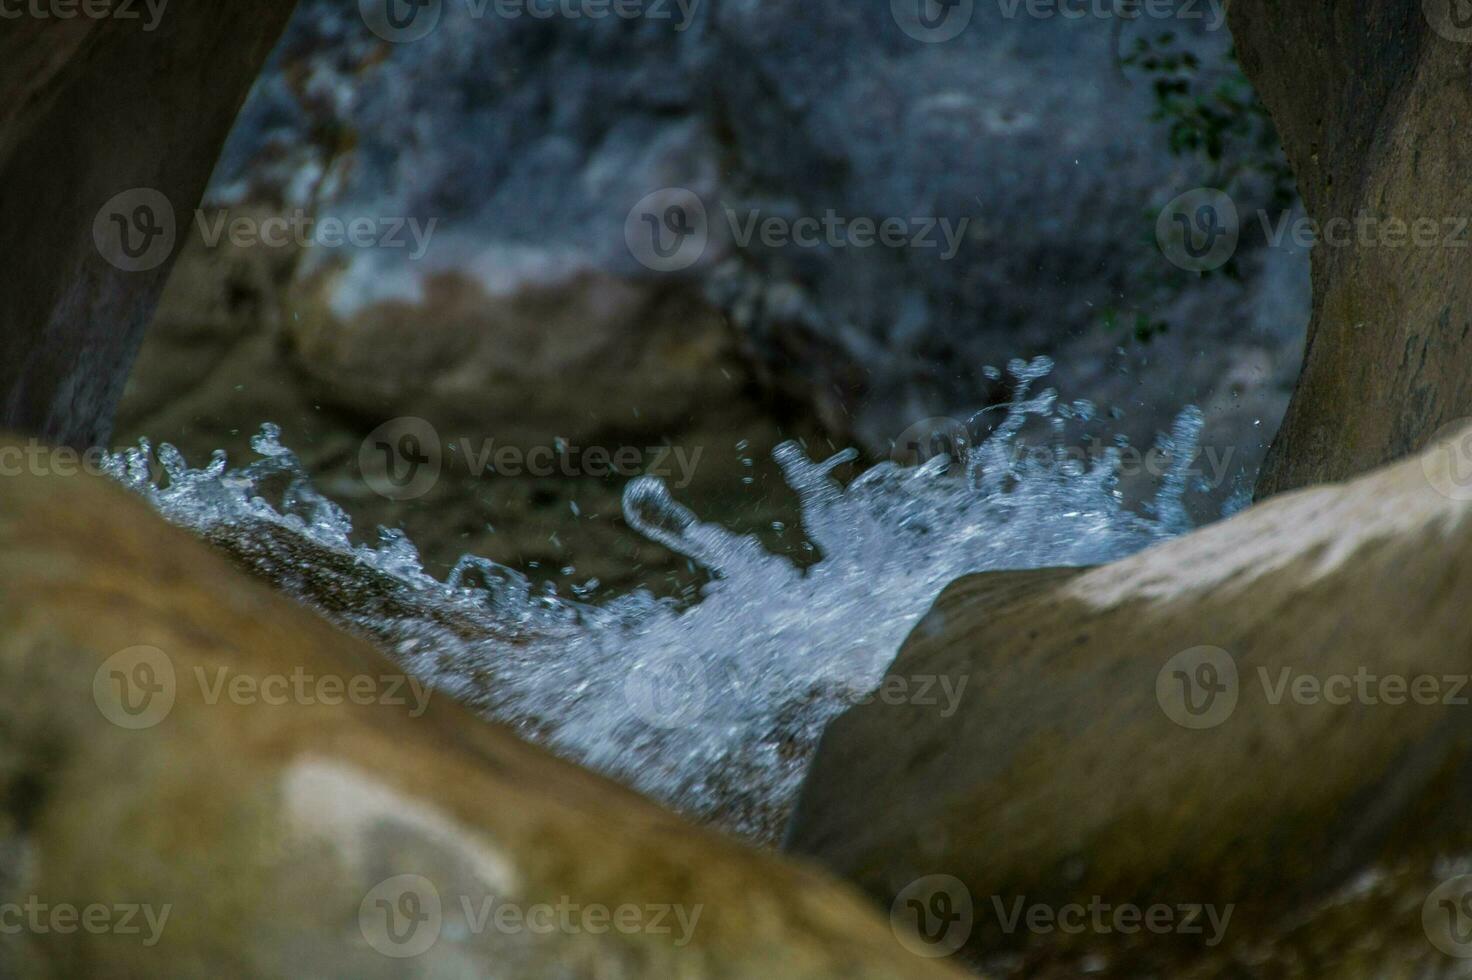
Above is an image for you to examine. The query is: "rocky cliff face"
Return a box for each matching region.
[0,5,298,447]
[1233,1,1472,498]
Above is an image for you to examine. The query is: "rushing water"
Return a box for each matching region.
[104,356,1204,840]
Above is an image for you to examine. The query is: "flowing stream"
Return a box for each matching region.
[104,356,1207,841]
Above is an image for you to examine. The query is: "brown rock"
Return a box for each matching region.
[787,424,1472,976]
[0,446,965,979]
[0,5,298,446]
[1231,1,1472,499]
[114,229,833,595]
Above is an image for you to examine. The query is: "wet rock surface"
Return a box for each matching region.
[1233,0,1472,499]
[786,425,1472,976]
[0,451,965,979]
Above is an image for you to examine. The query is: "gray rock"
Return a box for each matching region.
[198,0,1308,511]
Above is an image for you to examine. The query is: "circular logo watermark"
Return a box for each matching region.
[359,0,442,42]
[93,188,176,273]
[892,417,971,467]
[625,188,709,273]
[622,653,709,730]
[1156,188,1240,273]
[360,874,443,958]
[93,646,176,730]
[890,874,973,958]
[1421,418,1472,502]
[1425,0,1472,44]
[1425,875,1472,957]
[359,417,442,501]
[1156,646,1238,730]
[890,0,974,42]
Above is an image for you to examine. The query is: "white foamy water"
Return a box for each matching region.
[104,357,1202,840]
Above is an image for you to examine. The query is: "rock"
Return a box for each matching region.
[112,0,1318,589]
[0,444,966,978]
[158,0,1306,501]
[1233,1,1472,499]
[112,220,830,595]
[0,4,297,446]
[786,423,1472,976]
[701,0,1304,474]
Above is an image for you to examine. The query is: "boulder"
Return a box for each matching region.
[0,3,298,446]
[157,0,1306,506]
[1233,0,1472,498]
[109,0,1317,595]
[787,423,1472,976]
[112,221,825,594]
[0,445,964,979]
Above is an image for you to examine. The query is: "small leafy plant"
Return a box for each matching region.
[1104,31,1296,344]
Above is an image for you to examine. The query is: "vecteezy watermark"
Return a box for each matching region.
[1421,418,1472,503]
[1157,648,1472,729]
[623,655,970,731]
[1258,667,1472,707]
[990,895,1234,946]
[1425,0,1472,45]
[1425,875,1472,957]
[93,191,438,272]
[359,417,705,501]
[723,208,970,261]
[1260,210,1472,251]
[624,188,971,272]
[0,897,171,946]
[193,209,438,260]
[622,652,710,730]
[0,0,167,30]
[891,0,975,43]
[891,875,974,958]
[1007,437,1237,488]
[359,0,699,43]
[850,673,970,718]
[93,188,176,273]
[892,0,1225,43]
[1156,188,1240,273]
[0,440,112,478]
[1159,187,1472,272]
[360,417,443,502]
[1156,646,1239,729]
[92,647,431,730]
[192,666,431,716]
[624,188,710,273]
[890,416,1241,489]
[455,439,702,486]
[358,875,702,958]
[996,0,1226,31]
[93,646,177,730]
[892,417,972,468]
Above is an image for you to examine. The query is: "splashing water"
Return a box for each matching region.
[103,357,1203,840]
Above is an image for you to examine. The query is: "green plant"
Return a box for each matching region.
[1103,30,1297,344]
[1124,33,1295,212]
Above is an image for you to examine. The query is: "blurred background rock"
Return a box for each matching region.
[113,0,1310,597]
